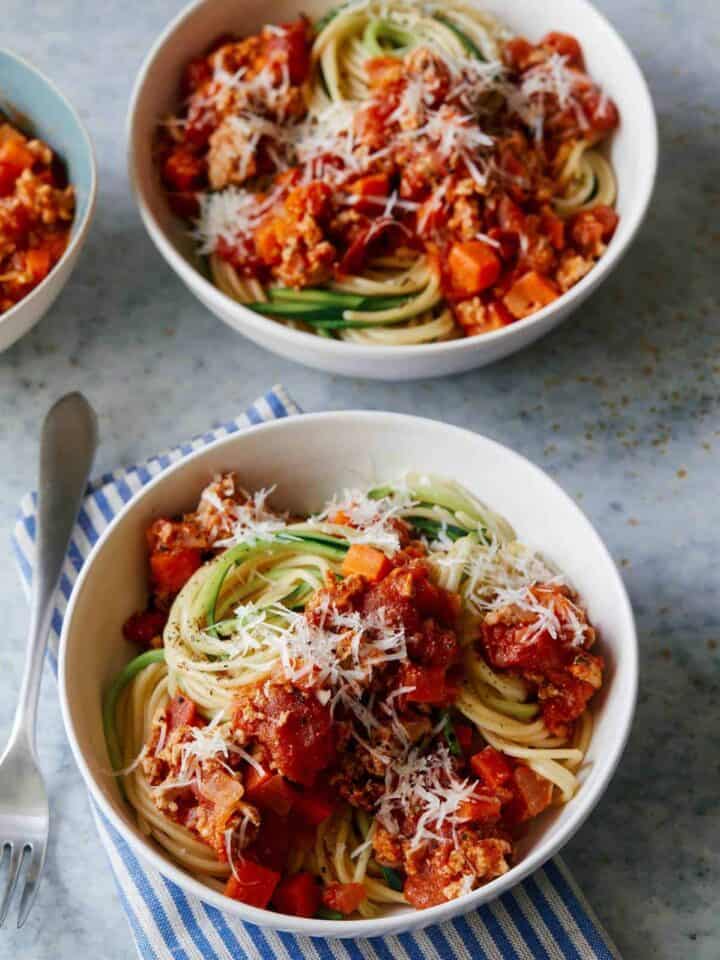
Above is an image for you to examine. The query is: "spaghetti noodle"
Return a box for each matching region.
[159,1,620,344]
[107,472,603,917]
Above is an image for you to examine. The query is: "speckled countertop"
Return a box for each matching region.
[0,1,718,957]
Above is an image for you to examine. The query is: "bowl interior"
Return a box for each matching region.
[0,49,94,236]
[61,412,637,934]
[129,0,656,354]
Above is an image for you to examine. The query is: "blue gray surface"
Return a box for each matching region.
[0,1,718,957]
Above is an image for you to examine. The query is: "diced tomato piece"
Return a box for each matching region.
[167,694,198,732]
[448,241,501,297]
[402,664,456,705]
[182,56,212,97]
[541,32,583,67]
[322,882,366,916]
[224,859,280,909]
[542,668,599,735]
[582,89,619,132]
[341,544,392,582]
[150,547,202,595]
[247,810,290,873]
[503,271,559,319]
[272,871,321,918]
[24,247,53,283]
[0,162,18,196]
[505,765,554,825]
[487,299,515,328]
[0,138,34,175]
[347,173,390,215]
[268,19,312,84]
[454,723,473,755]
[293,786,336,826]
[0,202,29,243]
[123,608,168,646]
[245,770,297,816]
[162,148,205,192]
[498,195,527,233]
[458,794,502,823]
[541,209,566,250]
[482,620,568,673]
[503,37,535,72]
[470,747,513,789]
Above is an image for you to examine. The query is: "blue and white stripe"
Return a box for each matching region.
[11,384,620,960]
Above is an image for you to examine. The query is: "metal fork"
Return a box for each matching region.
[0,393,97,928]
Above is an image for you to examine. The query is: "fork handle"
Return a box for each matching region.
[10,393,97,754]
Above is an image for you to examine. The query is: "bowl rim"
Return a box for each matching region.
[0,47,97,333]
[127,0,658,360]
[58,410,639,937]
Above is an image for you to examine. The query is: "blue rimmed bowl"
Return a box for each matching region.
[0,49,97,352]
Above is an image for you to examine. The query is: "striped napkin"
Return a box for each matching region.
[11,384,620,960]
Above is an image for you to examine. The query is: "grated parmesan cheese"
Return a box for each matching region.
[312,486,417,552]
[377,744,479,850]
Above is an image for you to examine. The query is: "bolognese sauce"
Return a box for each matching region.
[0,121,74,313]
[109,471,603,916]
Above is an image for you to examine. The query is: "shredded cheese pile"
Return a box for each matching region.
[378,744,480,849]
[194,29,586,253]
[313,486,416,551]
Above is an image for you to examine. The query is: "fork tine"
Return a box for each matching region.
[0,843,24,928]
[16,843,43,930]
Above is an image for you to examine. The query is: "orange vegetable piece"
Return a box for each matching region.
[448,241,502,297]
[24,247,53,282]
[0,137,34,175]
[254,216,285,265]
[402,664,456,705]
[503,271,559,319]
[457,794,502,823]
[150,547,202,595]
[197,768,245,828]
[224,860,280,909]
[341,544,391,582]
[470,746,513,789]
[272,871,321,918]
[245,768,297,816]
[511,765,554,821]
[322,882,366,916]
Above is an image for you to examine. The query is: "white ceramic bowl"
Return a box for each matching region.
[59,411,637,938]
[128,0,657,380]
[0,49,96,352]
